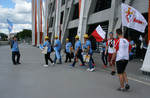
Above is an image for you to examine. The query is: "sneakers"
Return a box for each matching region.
[69,65,74,68]
[90,67,95,72]
[125,84,130,91]
[117,87,125,92]
[87,68,91,71]
[80,64,83,66]
[81,65,86,68]
[102,65,107,69]
[93,63,95,66]
[111,71,116,75]
[17,62,21,64]
[87,67,95,72]
[44,64,48,67]
[51,62,55,66]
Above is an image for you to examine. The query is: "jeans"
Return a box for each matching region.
[45,52,53,65]
[91,52,95,64]
[102,51,108,65]
[72,50,85,66]
[88,53,94,69]
[12,51,20,64]
[54,50,62,64]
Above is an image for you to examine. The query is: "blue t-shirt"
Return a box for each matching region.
[54,39,61,51]
[85,40,93,53]
[66,42,72,53]
[102,42,106,52]
[11,40,19,52]
[43,41,51,53]
[75,40,82,51]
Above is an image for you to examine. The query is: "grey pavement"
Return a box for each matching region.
[0,44,150,98]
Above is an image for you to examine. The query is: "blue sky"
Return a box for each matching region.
[0,0,15,8]
[0,0,32,34]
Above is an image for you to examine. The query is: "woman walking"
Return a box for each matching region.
[43,36,54,67]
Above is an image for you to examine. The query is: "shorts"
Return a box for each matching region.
[116,60,128,74]
[108,53,116,66]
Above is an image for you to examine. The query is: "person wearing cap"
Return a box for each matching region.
[43,36,54,67]
[69,35,85,67]
[65,38,72,62]
[84,34,95,72]
[53,36,62,64]
[105,32,117,75]
[11,36,21,65]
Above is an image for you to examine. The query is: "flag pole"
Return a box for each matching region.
[148,0,150,43]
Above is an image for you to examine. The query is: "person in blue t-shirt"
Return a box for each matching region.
[101,38,108,68]
[11,36,21,65]
[65,38,72,62]
[69,35,85,67]
[84,34,95,72]
[53,36,62,64]
[43,36,54,67]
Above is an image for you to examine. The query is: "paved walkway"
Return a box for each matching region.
[0,44,150,98]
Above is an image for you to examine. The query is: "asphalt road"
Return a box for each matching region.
[0,44,150,98]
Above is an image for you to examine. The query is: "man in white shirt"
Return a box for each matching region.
[111,29,132,92]
[105,32,117,75]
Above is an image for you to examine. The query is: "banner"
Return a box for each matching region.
[7,19,13,32]
[122,3,148,33]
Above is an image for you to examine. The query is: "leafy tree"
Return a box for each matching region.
[19,29,32,39]
[0,33,8,41]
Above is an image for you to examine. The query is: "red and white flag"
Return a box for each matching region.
[122,3,148,33]
[91,25,106,42]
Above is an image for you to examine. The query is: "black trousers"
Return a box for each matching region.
[12,52,20,64]
[72,50,85,66]
[45,52,53,65]
[65,52,71,62]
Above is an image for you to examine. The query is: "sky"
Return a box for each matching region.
[0,0,32,34]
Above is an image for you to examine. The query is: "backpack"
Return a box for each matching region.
[10,40,14,49]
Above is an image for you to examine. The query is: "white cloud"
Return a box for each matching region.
[0,0,32,34]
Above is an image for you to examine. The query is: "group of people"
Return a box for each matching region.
[10,28,132,92]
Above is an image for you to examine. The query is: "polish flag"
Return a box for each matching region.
[91,25,106,42]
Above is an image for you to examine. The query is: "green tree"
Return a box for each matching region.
[0,33,8,41]
[19,29,32,39]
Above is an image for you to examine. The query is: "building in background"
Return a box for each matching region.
[32,0,149,54]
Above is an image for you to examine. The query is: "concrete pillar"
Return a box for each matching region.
[77,0,92,43]
[55,0,61,37]
[32,0,35,46]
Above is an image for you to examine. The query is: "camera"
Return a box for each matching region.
[110,44,113,47]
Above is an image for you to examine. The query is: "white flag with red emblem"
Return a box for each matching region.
[122,3,148,33]
[91,25,106,42]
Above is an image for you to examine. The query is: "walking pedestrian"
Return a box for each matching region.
[69,35,85,67]
[105,32,117,75]
[101,38,108,68]
[54,36,62,64]
[111,29,131,92]
[11,36,21,65]
[65,38,72,62]
[43,36,54,67]
[84,34,95,72]
[140,34,148,61]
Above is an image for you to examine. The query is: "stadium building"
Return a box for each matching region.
[32,0,149,56]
